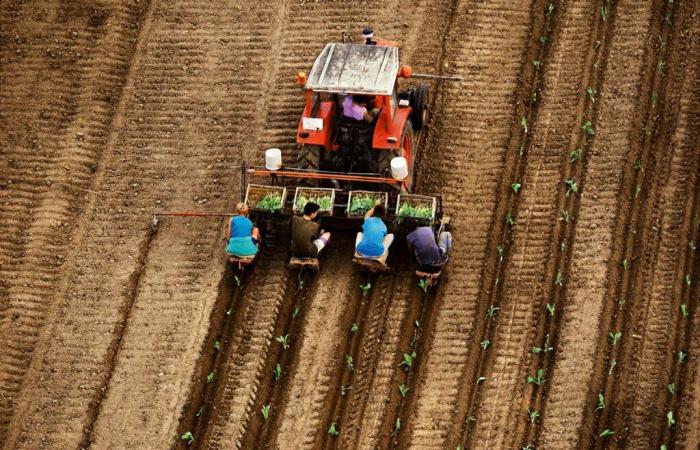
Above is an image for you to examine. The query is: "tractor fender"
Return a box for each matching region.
[372,106,411,150]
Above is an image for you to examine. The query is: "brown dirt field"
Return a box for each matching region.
[1,0,699,449]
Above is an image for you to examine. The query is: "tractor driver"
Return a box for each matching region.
[291,202,332,258]
[406,226,453,273]
[342,94,380,124]
[226,203,260,258]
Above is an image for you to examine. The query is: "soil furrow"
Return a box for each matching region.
[577,0,679,446]
[196,251,293,449]
[538,0,659,447]
[0,2,150,440]
[457,0,614,447]
[238,264,320,449]
[657,10,700,448]
[2,0,279,447]
[514,0,619,448]
[269,241,361,449]
[602,2,698,449]
[399,1,536,449]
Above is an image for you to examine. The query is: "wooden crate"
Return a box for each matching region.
[346,190,389,218]
[395,193,437,222]
[245,184,287,213]
[292,187,336,216]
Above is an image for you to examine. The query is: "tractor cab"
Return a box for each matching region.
[295,42,428,192]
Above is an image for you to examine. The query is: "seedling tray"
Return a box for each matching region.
[293,187,336,216]
[395,193,437,223]
[346,190,389,218]
[245,184,288,213]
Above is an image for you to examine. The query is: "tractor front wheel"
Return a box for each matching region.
[410,83,429,131]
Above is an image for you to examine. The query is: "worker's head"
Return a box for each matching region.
[353,94,370,106]
[374,204,386,219]
[236,202,249,216]
[303,201,321,218]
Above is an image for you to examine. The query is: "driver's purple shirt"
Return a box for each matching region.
[342,95,366,121]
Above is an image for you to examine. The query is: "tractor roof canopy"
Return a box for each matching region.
[305,43,399,96]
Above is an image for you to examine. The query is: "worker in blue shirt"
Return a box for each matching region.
[225,202,260,257]
[355,202,394,265]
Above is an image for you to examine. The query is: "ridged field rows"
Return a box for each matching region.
[0,0,148,441]
[336,264,413,449]
[400,1,534,449]
[590,1,697,447]
[200,253,291,450]
[269,244,360,449]
[469,1,605,448]
[538,0,658,448]
[1,0,281,448]
[85,1,288,447]
[662,9,700,448]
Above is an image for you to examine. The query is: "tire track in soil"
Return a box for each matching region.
[386,261,441,450]
[537,0,658,447]
[316,267,385,450]
[465,0,611,447]
[0,1,149,439]
[395,1,536,449]
[576,0,681,447]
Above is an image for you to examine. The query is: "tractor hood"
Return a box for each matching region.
[305,43,399,95]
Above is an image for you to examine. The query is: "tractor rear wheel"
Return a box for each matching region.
[377,120,415,192]
[410,83,429,130]
[297,144,321,170]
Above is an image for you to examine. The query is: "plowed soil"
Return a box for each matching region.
[1,1,699,449]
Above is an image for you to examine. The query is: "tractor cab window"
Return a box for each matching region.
[310,91,338,117]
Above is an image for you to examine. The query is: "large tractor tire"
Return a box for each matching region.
[297,144,321,170]
[378,120,415,192]
[410,83,429,131]
[297,144,322,186]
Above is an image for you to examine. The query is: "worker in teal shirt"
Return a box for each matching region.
[355,202,394,265]
[226,202,260,257]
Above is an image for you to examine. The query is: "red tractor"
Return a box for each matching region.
[294,41,429,193]
[240,36,454,275]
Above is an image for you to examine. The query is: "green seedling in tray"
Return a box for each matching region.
[295,194,333,212]
[255,192,283,212]
[349,194,383,215]
[398,202,433,220]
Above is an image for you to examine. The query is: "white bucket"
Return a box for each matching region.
[390,156,408,180]
[265,148,282,170]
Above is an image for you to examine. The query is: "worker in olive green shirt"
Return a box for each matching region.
[291,202,331,257]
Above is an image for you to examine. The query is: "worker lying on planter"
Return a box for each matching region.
[355,202,394,265]
[225,202,260,258]
[290,202,332,258]
[406,226,453,273]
